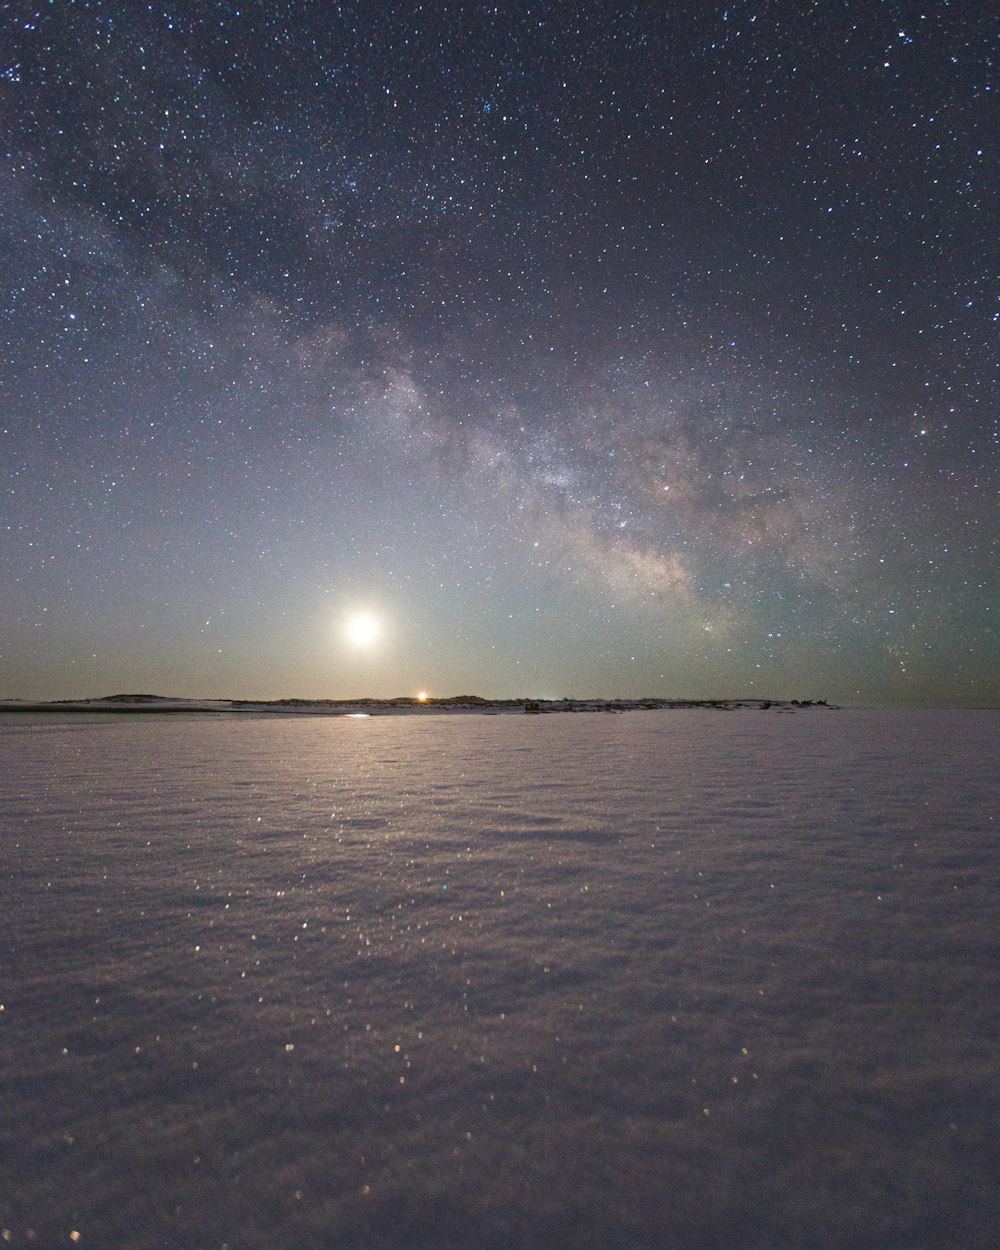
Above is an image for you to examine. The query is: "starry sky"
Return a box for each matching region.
[2,1,997,706]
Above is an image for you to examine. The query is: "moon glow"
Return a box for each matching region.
[345,613,380,647]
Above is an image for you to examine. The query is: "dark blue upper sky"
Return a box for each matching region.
[2,0,996,704]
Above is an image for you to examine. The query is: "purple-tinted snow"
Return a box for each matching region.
[1,709,997,1249]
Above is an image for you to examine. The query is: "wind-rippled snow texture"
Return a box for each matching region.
[2,709,997,1249]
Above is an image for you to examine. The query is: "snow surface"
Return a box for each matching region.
[1,709,997,1249]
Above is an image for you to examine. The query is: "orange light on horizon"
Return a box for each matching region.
[417,691,428,702]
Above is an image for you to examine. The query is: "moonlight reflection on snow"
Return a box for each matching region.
[1,709,997,1249]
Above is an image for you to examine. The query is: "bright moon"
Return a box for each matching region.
[345,613,380,646]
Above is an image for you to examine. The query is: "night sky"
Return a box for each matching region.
[2,1,996,706]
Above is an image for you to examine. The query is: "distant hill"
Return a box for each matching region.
[100,693,172,702]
